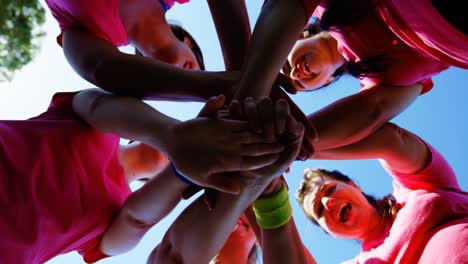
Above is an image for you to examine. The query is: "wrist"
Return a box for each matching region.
[260,178,283,197]
[253,181,292,230]
[149,117,181,157]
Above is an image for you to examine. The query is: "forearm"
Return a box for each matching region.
[235,0,306,99]
[93,52,233,101]
[261,218,316,264]
[309,84,421,151]
[101,165,188,255]
[208,0,251,71]
[153,181,270,263]
[62,30,231,102]
[314,122,430,173]
[72,89,178,155]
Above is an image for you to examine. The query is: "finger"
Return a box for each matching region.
[300,138,315,160]
[244,97,262,134]
[203,189,217,211]
[231,131,267,144]
[258,98,275,142]
[198,95,226,118]
[239,153,279,170]
[275,99,290,136]
[217,109,232,119]
[205,173,241,194]
[181,185,203,200]
[228,100,243,120]
[275,73,297,94]
[241,143,285,156]
[286,115,305,139]
[226,119,252,132]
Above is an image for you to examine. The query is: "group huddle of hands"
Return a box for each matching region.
[169,92,306,205]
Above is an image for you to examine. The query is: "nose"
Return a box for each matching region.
[321,197,335,211]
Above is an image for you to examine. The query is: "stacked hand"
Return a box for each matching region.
[167,95,285,194]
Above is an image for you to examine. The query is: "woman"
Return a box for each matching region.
[261,122,468,263]
[0,90,281,263]
[156,118,467,263]
[44,0,251,100]
[232,0,467,152]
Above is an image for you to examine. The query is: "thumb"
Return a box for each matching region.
[275,73,297,95]
[198,95,226,118]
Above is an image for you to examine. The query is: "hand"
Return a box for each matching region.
[269,85,315,160]
[229,97,290,143]
[229,97,304,186]
[274,73,297,94]
[167,95,285,194]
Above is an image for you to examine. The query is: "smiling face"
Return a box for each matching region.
[151,38,201,70]
[297,170,379,239]
[284,32,345,92]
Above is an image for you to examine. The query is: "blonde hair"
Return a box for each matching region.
[296,168,400,226]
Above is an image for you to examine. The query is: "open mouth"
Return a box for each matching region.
[339,204,352,223]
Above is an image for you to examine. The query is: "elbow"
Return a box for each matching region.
[379,122,409,152]
[363,94,387,134]
[122,196,159,230]
[72,89,110,131]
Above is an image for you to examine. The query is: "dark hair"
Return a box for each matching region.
[134,24,205,70]
[296,168,400,227]
[169,24,205,70]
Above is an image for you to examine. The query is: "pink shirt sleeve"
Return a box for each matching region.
[381,143,461,192]
[360,77,434,95]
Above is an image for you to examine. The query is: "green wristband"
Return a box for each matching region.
[253,182,292,229]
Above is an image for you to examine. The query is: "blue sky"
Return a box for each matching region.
[0,1,467,263]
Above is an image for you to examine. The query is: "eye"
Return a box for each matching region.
[326,185,336,196]
[317,203,324,218]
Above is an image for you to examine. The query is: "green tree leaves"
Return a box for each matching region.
[0,0,46,81]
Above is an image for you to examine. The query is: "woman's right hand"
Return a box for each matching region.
[166,96,285,194]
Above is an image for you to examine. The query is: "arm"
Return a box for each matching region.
[148,101,305,263]
[149,184,263,264]
[314,122,431,174]
[62,29,235,101]
[207,0,251,71]
[234,0,307,100]
[100,165,187,255]
[72,89,283,193]
[308,83,423,151]
[261,217,316,264]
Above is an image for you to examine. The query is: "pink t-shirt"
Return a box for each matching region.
[45,0,190,46]
[300,0,450,94]
[343,144,468,263]
[376,0,468,69]
[0,93,131,263]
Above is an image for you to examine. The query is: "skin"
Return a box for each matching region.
[230,0,426,160]
[258,122,431,263]
[147,98,305,264]
[286,32,345,91]
[119,0,200,69]
[70,90,286,256]
[61,0,241,101]
[301,175,384,241]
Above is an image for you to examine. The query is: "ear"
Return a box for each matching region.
[183,36,194,48]
[324,75,335,85]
